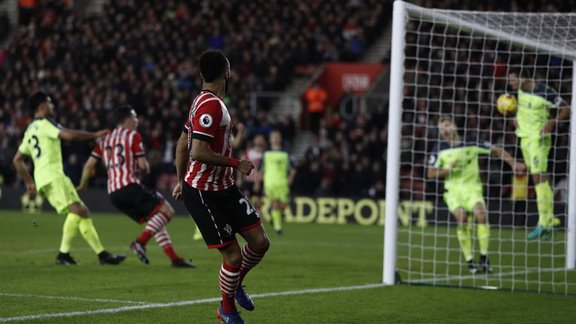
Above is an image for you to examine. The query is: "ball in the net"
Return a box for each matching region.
[497,93,517,116]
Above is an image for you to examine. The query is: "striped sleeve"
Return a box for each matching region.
[91,138,103,160]
[132,132,146,158]
[192,100,222,142]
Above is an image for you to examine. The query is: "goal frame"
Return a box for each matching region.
[383,0,576,285]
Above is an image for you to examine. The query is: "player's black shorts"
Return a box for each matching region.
[110,183,164,223]
[182,182,262,249]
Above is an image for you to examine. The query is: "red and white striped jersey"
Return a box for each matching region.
[184,90,235,191]
[91,127,146,193]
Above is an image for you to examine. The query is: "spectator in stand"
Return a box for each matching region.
[6,0,571,200]
[18,0,37,26]
[0,10,10,42]
[304,82,329,132]
[2,0,388,196]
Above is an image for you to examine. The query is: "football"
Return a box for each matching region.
[497,93,518,115]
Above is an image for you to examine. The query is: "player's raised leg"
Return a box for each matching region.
[154,227,196,268]
[128,199,195,267]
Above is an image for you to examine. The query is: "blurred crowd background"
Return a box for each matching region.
[0,0,572,201]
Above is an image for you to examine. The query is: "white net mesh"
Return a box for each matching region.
[394,3,576,294]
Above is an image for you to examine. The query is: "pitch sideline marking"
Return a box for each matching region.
[0,293,147,305]
[0,283,386,322]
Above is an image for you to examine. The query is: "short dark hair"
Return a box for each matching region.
[27,91,50,114]
[113,105,134,125]
[199,49,228,82]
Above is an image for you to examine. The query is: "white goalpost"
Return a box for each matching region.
[384,0,576,294]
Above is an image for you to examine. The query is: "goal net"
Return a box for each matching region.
[384,1,576,295]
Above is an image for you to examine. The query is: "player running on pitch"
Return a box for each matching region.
[77,106,195,268]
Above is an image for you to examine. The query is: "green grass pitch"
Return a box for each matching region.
[0,210,575,323]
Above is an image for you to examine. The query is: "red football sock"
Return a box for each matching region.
[137,231,153,245]
[162,245,180,261]
[154,228,180,261]
[140,212,170,245]
[219,262,240,312]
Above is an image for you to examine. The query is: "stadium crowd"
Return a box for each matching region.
[0,0,387,194]
[1,0,571,202]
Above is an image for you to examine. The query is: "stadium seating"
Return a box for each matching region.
[1,0,568,198]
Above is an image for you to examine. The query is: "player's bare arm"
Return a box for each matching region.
[489,146,527,175]
[191,139,254,175]
[542,103,570,135]
[288,167,297,186]
[12,150,37,196]
[59,129,109,141]
[172,132,190,200]
[77,156,99,192]
[136,157,150,176]
[232,122,246,149]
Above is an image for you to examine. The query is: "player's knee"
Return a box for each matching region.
[453,209,466,224]
[253,235,270,253]
[160,201,175,219]
[221,248,242,267]
[532,173,547,184]
[474,204,487,222]
[70,203,89,218]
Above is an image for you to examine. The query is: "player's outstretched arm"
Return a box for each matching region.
[77,156,98,192]
[174,132,189,183]
[59,129,109,141]
[542,104,571,135]
[427,161,457,179]
[173,132,189,200]
[136,157,150,176]
[232,122,246,149]
[288,163,297,186]
[12,150,36,196]
[489,146,526,175]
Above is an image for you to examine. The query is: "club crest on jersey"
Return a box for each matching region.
[224,224,233,236]
[199,114,213,128]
